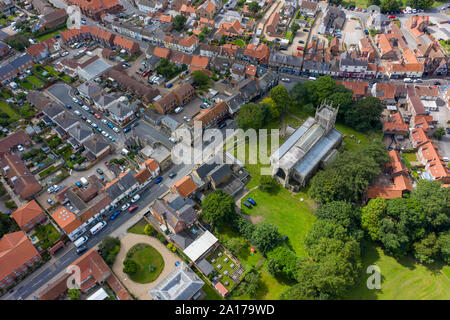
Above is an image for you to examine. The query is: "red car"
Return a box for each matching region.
[94,113,101,119]
[142,72,149,77]
[129,204,138,213]
[297,46,303,50]
[389,15,396,19]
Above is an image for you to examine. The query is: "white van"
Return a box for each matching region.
[404,78,413,83]
[74,236,88,248]
[90,221,106,235]
[131,194,140,203]
[309,76,317,81]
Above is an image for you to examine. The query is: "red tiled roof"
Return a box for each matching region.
[214,281,228,296]
[11,200,43,229]
[171,176,197,198]
[0,231,40,282]
[153,47,170,59]
[383,112,408,134]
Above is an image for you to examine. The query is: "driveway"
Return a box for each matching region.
[342,18,364,49]
[111,233,179,300]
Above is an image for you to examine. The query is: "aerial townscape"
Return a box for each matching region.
[0,0,448,304]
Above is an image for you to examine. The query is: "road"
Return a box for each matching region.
[1,159,207,300]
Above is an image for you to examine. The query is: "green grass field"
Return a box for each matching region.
[26,75,45,88]
[128,244,164,284]
[346,245,450,300]
[240,188,317,257]
[342,0,448,9]
[0,101,20,120]
[35,27,68,42]
[127,219,148,235]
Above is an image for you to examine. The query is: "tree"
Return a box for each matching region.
[198,32,205,42]
[270,85,291,116]
[6,34,30,51]
[290,23,300,33]
[266,247,299,281]
[156,58,181,79]
[261,97,279,119]
[173,15,187,31]
[304,219,348,249]
[259,175,277,193]
[236,103,271,130]
[290,81,310,106]
[345,96,384,132]
[313,75,337,105]
[433,127,446,140]
[123,258,138,274]
[251,223,282,255]
[0,212,20,238]
[326,91,354,121]
[68,288,80,300]
[239,271,261,297]
[437,232,450,264]
[219,34,227,45]
[192,70,209,87]
[99,236,121,266]
[380,0,400,12]
[315,201,359,230]
[407,0,434,9]
[248,1,260,14]
[413,233,440,264]
[201,190,236,227]
[144,224,155,235]
[361,198,387,241]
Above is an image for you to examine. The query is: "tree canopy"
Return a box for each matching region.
[192,70,210,88]
[236,103,271,130]
[251,222,282,255]
[173,15,187,31]
[201,190,236,227]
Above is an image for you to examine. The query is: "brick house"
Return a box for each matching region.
[0,231,41,289]
[194,101,229,128]
[11,200,46,232]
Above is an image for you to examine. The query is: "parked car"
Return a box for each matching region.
[132,122,139,127]
[121,203,130,211]
[218,121,227,129]
[434,81,441,86]
[47,186,55,193]
[109,136,115,142]
[303,28,309,32]
[96,168,103,175]
[76,245,88,254]
[112,127,120,133]
[123,126,131,133]
[101,119,108,124]
[94,113,101,119]
[107,122,114,129]
[281,78,291,82]
[82,105,89,111]
[129,204,138,213]
[247,197,256,206]
[17,144,24,152]
[47,198,55,205]
[446,128,450,134]
[154,177,163,184]
[75,181,82,188]
[66,104,72,109]
[169,172,177,178]
[243,201,252,208]
[131,194,140,203]
[110,210,121,220]
[364,30,369,35]
[298,40,304,44]
[166,83,173,88]
[297,47,303,51]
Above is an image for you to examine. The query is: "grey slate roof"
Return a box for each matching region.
[83,135,110,157]
[149,262,204,300]
[105,170,137,199]
[66,122,93,143]
[339,52,368,68]
[77,81,102,98]
[208,164,231,185]
[197,259,214,276]
[195,162,219,180]
[42,102,65,119]
[269,52,303,67]
[0,53,32,79]
[107,100,134,118]
[170,233,194,249]
[160,115,180,132]
[53,111,78,130]
[93,93,116,109]
[225,93,244,113]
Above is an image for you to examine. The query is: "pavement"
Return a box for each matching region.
[111,233,179,300]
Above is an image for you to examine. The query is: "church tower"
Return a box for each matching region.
[315,100,339,134]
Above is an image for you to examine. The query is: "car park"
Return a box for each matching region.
[129,204,138,213]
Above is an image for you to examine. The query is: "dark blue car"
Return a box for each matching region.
[110,210,121,220]
[247,197,256,206]
[66,104,72,109]
[154,177,163,184]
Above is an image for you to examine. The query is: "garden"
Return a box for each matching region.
[123,243,164,284]
[205,247,240,292]
[31,223,60,250]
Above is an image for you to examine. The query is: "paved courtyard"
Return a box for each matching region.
[111,233,179,300]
